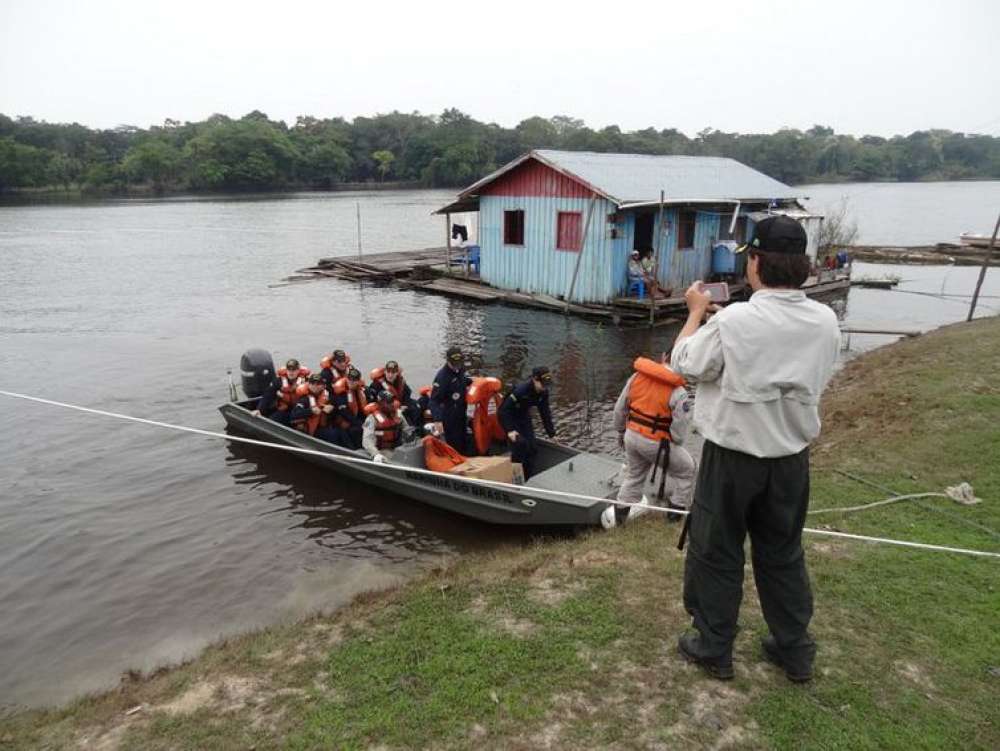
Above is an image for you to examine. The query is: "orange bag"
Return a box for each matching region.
[423,435,467,472]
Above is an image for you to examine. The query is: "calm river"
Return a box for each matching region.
[1,182,998,708]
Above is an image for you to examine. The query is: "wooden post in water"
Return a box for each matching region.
[967,211,1000,322]
[356,202,362,262]
[445,212,452,276]
[565,196,598,310]
[650,190,665,326]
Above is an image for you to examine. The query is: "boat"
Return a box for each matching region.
[958,232,999,249]
[219,396,622,527]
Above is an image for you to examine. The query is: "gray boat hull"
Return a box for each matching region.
[219,400,621,526]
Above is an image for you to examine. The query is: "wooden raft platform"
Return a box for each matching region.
[289,249,852,324]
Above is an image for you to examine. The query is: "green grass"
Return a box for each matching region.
[2,317,999,750]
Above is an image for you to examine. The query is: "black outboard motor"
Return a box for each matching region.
[240,348,276,399]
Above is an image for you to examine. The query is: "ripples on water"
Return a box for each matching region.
[1,185,998,708]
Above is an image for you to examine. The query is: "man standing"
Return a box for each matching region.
[430,346,472,453]
[604,356,695,529]
[499,366,556,479]
[670,215,840,682]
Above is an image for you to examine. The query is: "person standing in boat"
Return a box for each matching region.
[499,366,556,479]
[430,346,472,453]
[289,373,339,442]
[332,366,368,449]
[670,215,840,683]
[362,390,409,463]
[368,360,419,426]
[319,349,351,392]
[603,355,695,529]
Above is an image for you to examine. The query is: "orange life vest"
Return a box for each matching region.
[466,376,505,455]
[275,367,310,411]
[369,367,408,402]
[333,376,367,427]
[422,435,467,472]
[364,403,403,449]
[626,357,686,442]
[292,385,330,435]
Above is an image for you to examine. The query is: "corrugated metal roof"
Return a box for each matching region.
[459,150,801,206]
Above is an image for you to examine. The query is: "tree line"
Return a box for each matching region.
[1,109,998,194]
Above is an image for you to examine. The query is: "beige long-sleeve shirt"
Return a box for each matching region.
[671,288,840,458]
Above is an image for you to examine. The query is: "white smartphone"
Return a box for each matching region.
[702,282,731,303]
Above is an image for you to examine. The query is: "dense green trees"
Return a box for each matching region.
[0,109,998,194]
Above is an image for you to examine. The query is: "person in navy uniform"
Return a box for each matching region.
[430,346,473,452]
[499,366,556,479]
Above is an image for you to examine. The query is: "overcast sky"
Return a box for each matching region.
[1,0,997,137]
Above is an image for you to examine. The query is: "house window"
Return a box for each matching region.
[678,210,697,249]
[718,216,747,244]
[503,210,525,246]
[556,211,583,251]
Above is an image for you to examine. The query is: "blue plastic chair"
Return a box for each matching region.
[627,278,645,300]
[467,245,480,275]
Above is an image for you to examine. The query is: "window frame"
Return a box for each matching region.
[503,209,525,247]
[678,209,697,250]
[555,210,583,252]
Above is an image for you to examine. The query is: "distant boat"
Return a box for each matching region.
[959,232,998,249]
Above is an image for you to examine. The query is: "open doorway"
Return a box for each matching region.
[633,212,654,252]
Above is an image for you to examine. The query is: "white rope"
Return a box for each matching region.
[1,389,998,561]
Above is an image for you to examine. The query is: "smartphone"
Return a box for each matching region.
[702,282,731,303]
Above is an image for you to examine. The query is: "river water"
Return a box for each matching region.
[1,182,998,709]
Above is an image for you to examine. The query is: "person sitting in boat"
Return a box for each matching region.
[255,358,309,426]
[362,390,409,463]
[499,366,556,479]
[289,373,339,441]
[319,349,351,391]
[416,386,436,436]
[332,366,368,449]
[368,360,420,426]
[430,346,473,453]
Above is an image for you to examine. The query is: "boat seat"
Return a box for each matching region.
[525,453,622,505]
[390,442,427,468]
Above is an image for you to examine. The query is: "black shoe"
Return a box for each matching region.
[677,633,734,680]
[665,502,686,524]
[761,635,813,683]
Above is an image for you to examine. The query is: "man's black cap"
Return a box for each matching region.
[446,346,464,363]
[532,366,552,383]
[385,360,399,371]
[347,366,361,380]
[377,389,395,404]
[736,215,807,255]
[332,349,347,360]
[285,358,300,370]
[307,373,323,384]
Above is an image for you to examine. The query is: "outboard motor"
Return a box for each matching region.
[240,348,276,399]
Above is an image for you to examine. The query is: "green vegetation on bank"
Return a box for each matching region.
[2,318,998,750]
[2,110,1000,195]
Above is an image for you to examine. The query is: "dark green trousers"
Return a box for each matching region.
[683,440,816,668]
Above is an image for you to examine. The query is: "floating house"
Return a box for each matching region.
[436,150,823,305]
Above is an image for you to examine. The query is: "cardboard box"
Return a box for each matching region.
[448,455,513,484]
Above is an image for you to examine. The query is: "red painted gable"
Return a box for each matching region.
[480,158,596,198]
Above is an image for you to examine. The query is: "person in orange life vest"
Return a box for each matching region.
[361,390,409,463]
[332,366,368,449]
[602,355,695,529]
[254,358,309,426]
[498,366,555,479]
[319,349,350,391]
[415,386,435,436]
[367,360,419,426]
[289,373,339,441]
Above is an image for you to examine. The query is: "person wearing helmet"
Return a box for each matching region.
[429,346,472,452]
[367,360,420,426]
[498,366,556,479]
[255,357,309,426]
[362,389,408,463]
[318,349,351,391]
[331,365,368,449]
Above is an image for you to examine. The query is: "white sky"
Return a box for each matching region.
[1,0,998,137]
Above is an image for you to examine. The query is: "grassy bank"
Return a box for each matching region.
[3,318,999,750]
